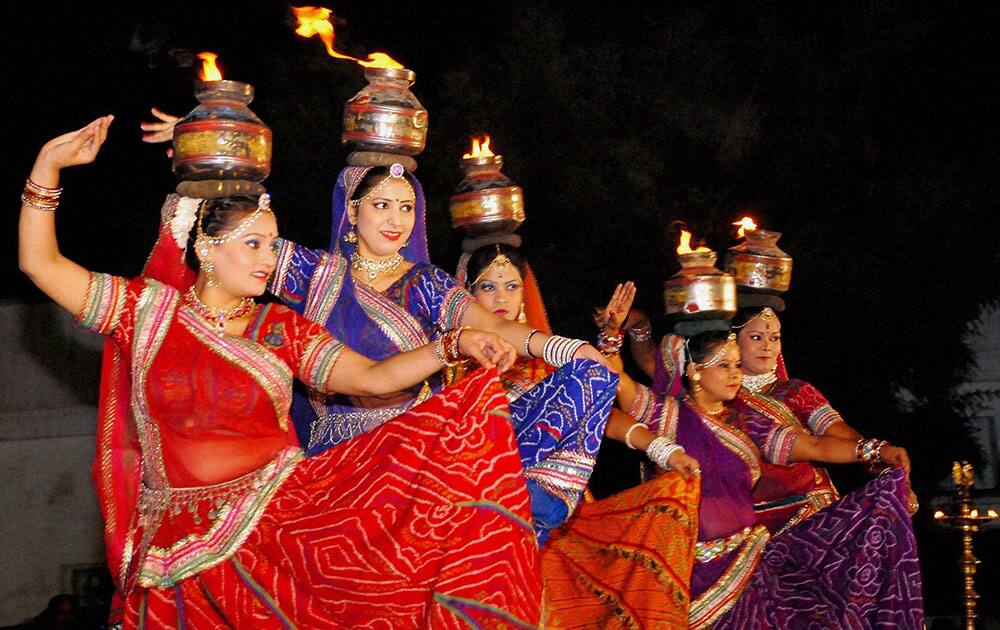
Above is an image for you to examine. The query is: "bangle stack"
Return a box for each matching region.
[524,329,541,358]
[542,335,586,367]
[627,324,652,343]
[624,422,648,449]
[22,178,62,211]
[597,330,624,357]
[646,436,685,470]
[434,326,468,366]
[855,438,887,467]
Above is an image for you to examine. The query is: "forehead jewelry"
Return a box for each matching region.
[732,306,779,330]
[349,163,415,208]
[472,244,513,287]
[196,193,273,249]
[687,332,738,369]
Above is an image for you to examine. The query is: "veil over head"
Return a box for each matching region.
[324,165,432,360]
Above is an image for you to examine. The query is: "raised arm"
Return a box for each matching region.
[323,328,516,396]
[18,116,114,315]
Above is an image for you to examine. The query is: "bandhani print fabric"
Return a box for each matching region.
[541,472,701,629]
[79,273,542,629]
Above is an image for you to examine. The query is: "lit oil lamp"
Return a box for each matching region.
[171,52,272,198]
[664,231,736,320]
[723,216,793,294]
[932,461,999,630]
[449,135,525,236]
[292,6,427,167]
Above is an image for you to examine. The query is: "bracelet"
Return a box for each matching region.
[855,438,886,467]
[21,192,59,211]
[597,330,624,357]
[542,335,586,367]
[628,325,652,343]
[447,326,469,363]
[646,436,685,470]
[25,178,63,196]
[624,422,648,450]
[524,328,541,358]
[22,177,62,212]
[432,335,451,367]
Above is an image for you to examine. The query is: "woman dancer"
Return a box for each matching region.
[614,325,923,628]
[20,116,545,628]
[269,166,617,544]
[142,113,618,545]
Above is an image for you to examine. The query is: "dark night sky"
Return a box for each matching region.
[4,0,1000,616]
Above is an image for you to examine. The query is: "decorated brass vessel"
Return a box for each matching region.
[172,80,272,189]
[664,250,737,319]
[342,67,428,156]
[724,229,793,293]
[450,153,525,235]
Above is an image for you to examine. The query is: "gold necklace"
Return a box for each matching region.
[183,287,254,334]
[350,251,403,285]
[685,396,726,419]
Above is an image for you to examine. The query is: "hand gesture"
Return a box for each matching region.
[602,282,636,335]
[668,450,701,480]
[140,107,180,144]
[458,329,517,372]
[880,444,911,475]
[37,116,114,172]
[572,343,616,372]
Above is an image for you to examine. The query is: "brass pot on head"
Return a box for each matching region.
[172,61,272,199]
[450,136,525,236]
[664,234,737,320]
[724,228,793,294]
[342,67,428,157]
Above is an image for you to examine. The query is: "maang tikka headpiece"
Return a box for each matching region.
[687,332,738,369]
[471,244,513,287]
[732,306,778,330]
[349,163,414,208]
[195,193,273,249]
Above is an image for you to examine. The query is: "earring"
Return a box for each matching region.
[200,259,219,288]
[198,245,219,288]
[402,239,410,249]
[343,228,358,244]
[690,372,701,394]
[517,303,527,323]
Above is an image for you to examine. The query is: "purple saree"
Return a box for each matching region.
[636,384,924,628]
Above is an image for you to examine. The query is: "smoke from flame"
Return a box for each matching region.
[677,230,711,255]
[733,216,758,238]
[292,6,404,69]
[463,135,494,159]
[197,52,223,81]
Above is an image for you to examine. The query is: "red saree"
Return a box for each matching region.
[81,273,542,628]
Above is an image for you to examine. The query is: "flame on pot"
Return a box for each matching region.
[197,52,223,81]
[677,230,711,255]
[292,6,404,69]
[463,135,494,159]
[733,216,758,238]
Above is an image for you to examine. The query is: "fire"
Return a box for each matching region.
[733,216,758,238]
[197,52,223,81]
[677,230,711,255]
[463,135,494,159]
[292,6,404,69]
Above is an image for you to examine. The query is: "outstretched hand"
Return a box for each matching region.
[140,107,180,144]
[37,116,114,173]
[458,329,517,372]
[602,281,637,334]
